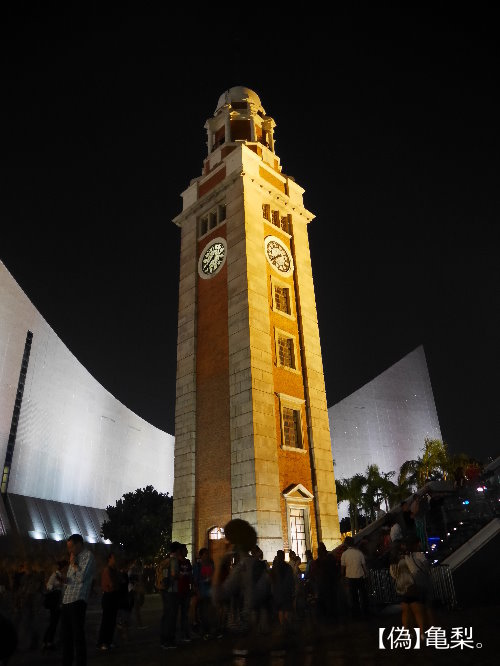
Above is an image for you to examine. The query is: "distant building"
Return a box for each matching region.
[329,346,441,515]
[0,261,174,541]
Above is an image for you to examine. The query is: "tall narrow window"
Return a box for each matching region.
[274,285,290,315]
[282,407,301,448]
[262,203,270,221]
[199,216,208,236]
[281,216,290,233]
[277,333,295,369]
[272,210,280,227]
[198,201,226,238]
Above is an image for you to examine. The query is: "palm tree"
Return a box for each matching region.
[361,464,384,521]
[390,464,416,505]
[336,474,366,534]
[420,438,449,482]
[398,439,451,491]
[378,470,398,511]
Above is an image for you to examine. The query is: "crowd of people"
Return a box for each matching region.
[0,535,148,665]
[0,510,435,665]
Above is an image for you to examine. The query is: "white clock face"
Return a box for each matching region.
[198,237,227,279]
[264,235,294,277]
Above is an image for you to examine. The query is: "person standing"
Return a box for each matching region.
[61,534,96,666]
[160,542,182,649]
[192,547,215,639]
[271,550,295,628]
[389,536,432,641]
[178,545,193,642]
[97,553,121,650]
[43,559,67,650]
[128,559,146,628]
[340,537,369,618]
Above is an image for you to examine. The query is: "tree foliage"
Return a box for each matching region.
[336,438,479,533]
[336,474,366,534]
[101,485,173,560]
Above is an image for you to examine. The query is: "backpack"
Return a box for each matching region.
[155,557,170,591]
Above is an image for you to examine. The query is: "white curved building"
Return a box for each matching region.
[0,260,174,538]
[329,345,442,518]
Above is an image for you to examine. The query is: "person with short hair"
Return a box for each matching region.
[61,534,96,666]
[340,537,369,618]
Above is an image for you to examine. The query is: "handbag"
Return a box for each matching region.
[394,560,414,595]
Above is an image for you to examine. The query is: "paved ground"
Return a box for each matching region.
[5,594,498,666]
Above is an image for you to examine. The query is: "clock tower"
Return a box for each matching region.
[172,87,340,561]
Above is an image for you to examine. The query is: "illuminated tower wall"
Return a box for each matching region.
[171,88,340,561]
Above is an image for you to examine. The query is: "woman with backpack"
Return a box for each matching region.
[390,536,432,641]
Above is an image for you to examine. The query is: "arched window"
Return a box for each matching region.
[208,526,225,540]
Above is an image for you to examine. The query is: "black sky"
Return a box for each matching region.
[1,7,498,465]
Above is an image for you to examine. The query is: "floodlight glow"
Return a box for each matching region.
[29,530,45,540]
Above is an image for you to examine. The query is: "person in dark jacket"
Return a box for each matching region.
[271,550,295,627]
[97,553,121,650]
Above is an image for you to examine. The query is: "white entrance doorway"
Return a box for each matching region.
[283,483,314,564]
[289,507,308,561]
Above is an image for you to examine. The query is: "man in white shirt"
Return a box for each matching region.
[340,537,369,618]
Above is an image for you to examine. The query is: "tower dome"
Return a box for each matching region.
[215,86,265,115]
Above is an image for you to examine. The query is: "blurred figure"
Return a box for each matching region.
[192,547,215,639]
[128,559,146,628]
[0,612,18,664]
[116,561,132,642]
[61,533,96,666]
[271,550,294,629]
[160,541,182,649]
[310,542,338,622]
[12,561,41,651]
[410,494,429,552]
[97,552,121,650]
[43,559,67,650]
[178,544,193,642]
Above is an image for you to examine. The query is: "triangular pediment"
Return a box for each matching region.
[282,483,314,500]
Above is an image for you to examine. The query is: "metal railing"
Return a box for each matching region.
[369,564,457,608]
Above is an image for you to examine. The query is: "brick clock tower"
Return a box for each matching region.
[172,87,340,561]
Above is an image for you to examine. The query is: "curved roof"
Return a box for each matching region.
[215,86,265,115]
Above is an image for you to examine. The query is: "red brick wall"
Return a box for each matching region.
[195,226,232,553]
[199,166,226,198]
[265,228,318,555]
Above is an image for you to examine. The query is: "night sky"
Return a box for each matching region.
[1,7,498,466]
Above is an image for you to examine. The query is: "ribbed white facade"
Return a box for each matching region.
[329,345,441,495]
[0,261,174,510]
